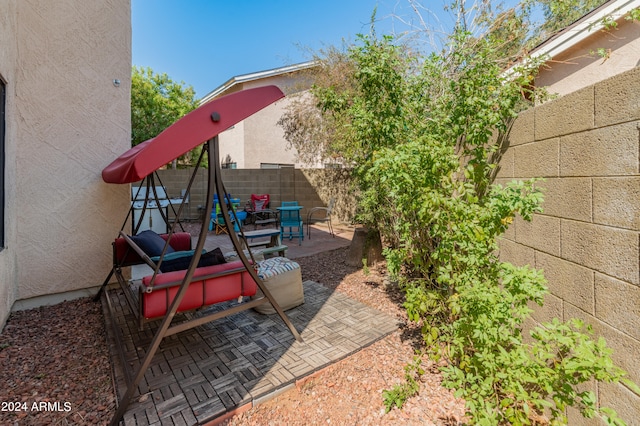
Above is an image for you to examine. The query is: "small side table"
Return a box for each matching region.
[237,228,282,250]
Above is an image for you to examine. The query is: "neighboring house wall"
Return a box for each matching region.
[536,19,640,97]
[0,0,131,327]
[219,121,245,168]
[215,72,318,169]
[498,67,640,422]
[242,93,292,169]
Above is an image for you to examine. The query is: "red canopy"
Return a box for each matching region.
[102,85,285,184]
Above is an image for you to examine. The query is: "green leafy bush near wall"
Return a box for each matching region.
[308,20,639,426]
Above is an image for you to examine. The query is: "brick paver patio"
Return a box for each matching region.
[103,277,398,425]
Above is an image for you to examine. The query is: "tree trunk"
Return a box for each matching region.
[346,227,384,267]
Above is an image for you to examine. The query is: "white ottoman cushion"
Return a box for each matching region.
[253,257,304,314]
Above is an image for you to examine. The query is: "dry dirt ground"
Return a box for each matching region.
[0,247,467,425]
[0,298,115,425]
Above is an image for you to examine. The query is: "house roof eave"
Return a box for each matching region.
[504,0,640,77]
[529,0,640,61]
[199,60,319,105]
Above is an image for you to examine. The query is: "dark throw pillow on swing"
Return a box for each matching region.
[130,230,175,258]
[201,247,226,265]
[159,247,226,273]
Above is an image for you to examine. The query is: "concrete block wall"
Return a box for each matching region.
[497,66,640,422]
[155,168,355,224]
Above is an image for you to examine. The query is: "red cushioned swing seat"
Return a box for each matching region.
[111,232,256,325]
[140,261,256,320]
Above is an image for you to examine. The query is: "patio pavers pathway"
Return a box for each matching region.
[103,279,398,425]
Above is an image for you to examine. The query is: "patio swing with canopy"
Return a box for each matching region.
[97,85,302,425]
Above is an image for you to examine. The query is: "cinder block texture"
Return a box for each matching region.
[528,292,563,324]
[498,238,535,267]
[535,86,594,140]
[492,178,512,187]
[157,168,356,224]
[561,220,639,285]
[540,177,591,222]
[513,138,559,178]
[594,66,640,127]
[595,273,640,341]
[599,381,640,426]
[564,304,640,385]
[536,252,594,314]
[515,214,561,256]
[501,216,516,241]
[521,317,539,346]
[502,69,640,424]
[566,410,601,426]
[495,147,514,179]
[566,381,600,426]
[593,176,640,231]
[560,121,639,177]
[562,220,638,284]
[508,107,535,146]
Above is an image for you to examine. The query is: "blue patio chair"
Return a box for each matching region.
[279,201,303,244]
[210,195,244,234]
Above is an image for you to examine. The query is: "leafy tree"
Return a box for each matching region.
[280,1,639,424]
[131,66,200,167]
[278,46,357,167]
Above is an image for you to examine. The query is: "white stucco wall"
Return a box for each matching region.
[243,75,303,168]
[0,0,132,326]
[243,97,296,168]
[0,0,20,327]
[218,121,246,168]
[536,19,640,97]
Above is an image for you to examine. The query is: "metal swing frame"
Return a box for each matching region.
[97,87,302,425]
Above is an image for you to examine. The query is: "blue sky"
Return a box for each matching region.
[132,1,524,99]
[132,1,454,98]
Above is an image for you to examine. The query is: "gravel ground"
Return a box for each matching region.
[225,249,467,425]
[0,298,114,425]
[0,246,466,425]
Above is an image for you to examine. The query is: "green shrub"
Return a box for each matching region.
[382,355,425,413]
[306,10,639,425]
